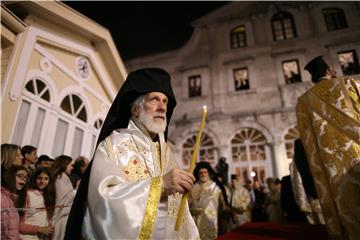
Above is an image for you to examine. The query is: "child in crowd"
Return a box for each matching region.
[1,165,29,240]
[18,167,55,239]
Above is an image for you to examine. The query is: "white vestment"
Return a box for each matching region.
[82,120,199,240]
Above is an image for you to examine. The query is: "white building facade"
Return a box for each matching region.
[1,2,127,159]
[127,2,360,183]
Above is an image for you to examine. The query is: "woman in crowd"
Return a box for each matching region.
[18,167,55,239]
[51,155,75,240]
[1,144,23,178]
[1,165,29,240]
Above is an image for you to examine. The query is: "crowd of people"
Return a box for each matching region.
[1,142,311,240]
[187,158,314,240]
[1,143,89,240]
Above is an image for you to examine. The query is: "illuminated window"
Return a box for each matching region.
[322,8,347,31]
[284,126,300,159]
[271,11,297,41]
[282,59,302,84]
[231,128,268,183]
[230,25,247,49]
[182,133,215,166]
[188,75,202,98]
[337,50,360,76]
[233,67,250,90]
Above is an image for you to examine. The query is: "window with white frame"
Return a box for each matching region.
[94,118,103,130]
[231,128,268,184]
[12,78,51,147]
[60,94,87,122]
[182,133,215,166]
[52,93,88,158]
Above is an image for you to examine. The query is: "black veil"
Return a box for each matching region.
[65,68,176,239]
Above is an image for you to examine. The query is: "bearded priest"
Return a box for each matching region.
[65,68,199,240]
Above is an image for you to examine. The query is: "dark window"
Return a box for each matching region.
[282,59,302,83]
[322,8,348,31]
[230,25,247,49]
[25,78,51,102]
[337,50,360,76]
[94,119,103,129]
[188,75,202,97]
[233,67,250,90]
[271,11,297,41]
[60,94,87,122]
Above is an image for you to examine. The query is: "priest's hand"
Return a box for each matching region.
[162,168,195,199]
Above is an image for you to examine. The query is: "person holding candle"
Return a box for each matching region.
[65,68,199,240]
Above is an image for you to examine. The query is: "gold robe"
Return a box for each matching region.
[226,182,251,230]
[289,162,325,225]
[296,76,360,240]
[190,181,221,240]
[82,120,199,240]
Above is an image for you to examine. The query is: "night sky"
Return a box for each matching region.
[64,1,228,60]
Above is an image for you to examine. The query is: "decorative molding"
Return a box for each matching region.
[40,57,53,74]
[176,64,209,73]
[34,43,110,109]
[9,27,36,101]
[223,56,255,65]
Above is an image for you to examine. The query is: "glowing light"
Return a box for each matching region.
[250,171,256,177]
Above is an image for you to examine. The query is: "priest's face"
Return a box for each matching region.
[199,168,210,183]
[137,92,168,134]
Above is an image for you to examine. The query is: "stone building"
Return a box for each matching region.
[1,2,127,159]
[126,2,360,182]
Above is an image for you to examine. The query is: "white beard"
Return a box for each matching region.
[138,109,167,134]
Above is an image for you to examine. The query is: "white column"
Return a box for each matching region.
[272,137,290,179]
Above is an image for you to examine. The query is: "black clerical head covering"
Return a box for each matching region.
[97,67,176,145]
[193,161,217,182]
[304,56,329,83]
[65,68,176,239]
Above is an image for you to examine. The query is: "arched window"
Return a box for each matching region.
[271,11,297,41]
[230,25,247,49]
[182,133,215,166]
[12,78,51,147]
[322,8,347,31]
[94,118,103,130]
[25,78,51,102]
[60,94,87,122]
[52,93,88,158]
[284,126,299,159]
[231,128,269,183]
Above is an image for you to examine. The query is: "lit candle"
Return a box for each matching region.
[175,105,207,231]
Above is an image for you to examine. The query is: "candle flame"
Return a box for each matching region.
[203,105,207,111]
